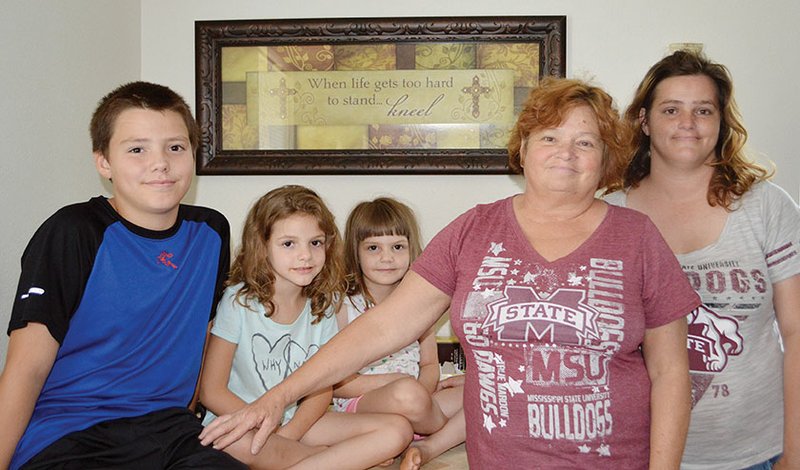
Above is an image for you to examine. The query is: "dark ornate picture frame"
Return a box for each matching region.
[195,16,566,175]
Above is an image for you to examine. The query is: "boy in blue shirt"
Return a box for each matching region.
[0,82,246,469]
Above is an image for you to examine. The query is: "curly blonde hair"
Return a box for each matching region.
[228,185,345,324]
[507,77,629,191]
[621,50,771,208]
[343,197,422,309]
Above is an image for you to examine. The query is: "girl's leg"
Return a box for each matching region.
[289,412,412,470]
[400,409,465,470]
[355,377,447,434]
[221,430,326,470]
[431,385,463,419]
[400,385,466,470]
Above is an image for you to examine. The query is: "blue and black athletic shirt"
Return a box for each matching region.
[8,196,230,470]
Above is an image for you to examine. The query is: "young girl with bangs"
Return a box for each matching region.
[333,197,465,470]
[199,186,412,470]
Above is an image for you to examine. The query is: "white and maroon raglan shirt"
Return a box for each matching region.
[606,181,800,469]
[412,196,700,469]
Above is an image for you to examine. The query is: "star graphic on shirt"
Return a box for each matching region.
[597,444,611,457]
[518,365,526,373]
[499,418,507,428]
[503,376,524,396]
[567,272,584,286]
[578,445,591,454]
[483,413,496,433]
[592,386,601,393]
[523,272,537,284]
[514,259,522,266]
[579,265,587,271]
[507,279,517,286]
[489,242,506,256]
[472,284,481,291]
[481,288,497,298]
[510,269,519,275]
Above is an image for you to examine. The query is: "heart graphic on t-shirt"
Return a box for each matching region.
[251,333,320,390]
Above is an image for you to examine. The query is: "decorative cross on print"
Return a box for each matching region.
[269,77,297,119]
[461,75,491,118]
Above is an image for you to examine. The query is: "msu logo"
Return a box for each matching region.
[483,286,600,344]
[687,304,743,372]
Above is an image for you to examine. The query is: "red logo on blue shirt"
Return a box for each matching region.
[157,251,178,269]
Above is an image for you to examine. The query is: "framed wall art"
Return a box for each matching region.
[195,16,566,174]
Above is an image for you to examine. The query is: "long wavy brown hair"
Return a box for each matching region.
[228,185,345,324]
[507,77,629,192]
[343,197,422,309]
[620,50,771,208]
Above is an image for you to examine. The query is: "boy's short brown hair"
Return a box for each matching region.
[90,81,198,157]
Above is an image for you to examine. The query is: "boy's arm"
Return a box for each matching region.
[198,335,247,416]
[416,326,440,394]
[0,323,59,469]
[275,386,332,441]
[190,322,215,412]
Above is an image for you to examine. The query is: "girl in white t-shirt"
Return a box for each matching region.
[199,185,412,469]
[334,197,465,470]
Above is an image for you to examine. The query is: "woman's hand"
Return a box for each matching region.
[199,389,287,455]
[436,374,465,391]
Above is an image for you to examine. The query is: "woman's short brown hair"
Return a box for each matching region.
[507,78,628,191]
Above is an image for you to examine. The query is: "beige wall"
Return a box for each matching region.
[0,1,140,361]
[1,0,798,361]
[140,0,800,247]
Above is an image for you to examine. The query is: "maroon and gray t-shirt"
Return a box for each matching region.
[607,181,800,469]
[413,196,699,469]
